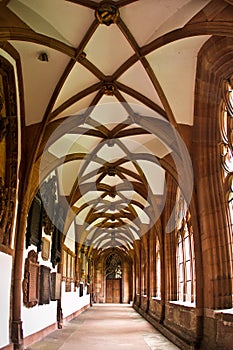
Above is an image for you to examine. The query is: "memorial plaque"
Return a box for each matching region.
[23,250,39,308]
[41,237,50,260]
[65,278,72,292]
[50,272,61,300]
[26,194,43,251]
[28,262,39,302]
[39,265,51,305]
[79,282,84,297]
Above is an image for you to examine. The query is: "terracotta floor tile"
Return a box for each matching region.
[27,304,180,350]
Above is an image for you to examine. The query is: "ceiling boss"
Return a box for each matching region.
[95,3,120,26]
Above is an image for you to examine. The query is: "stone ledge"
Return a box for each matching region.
[63,303,90,324]
[134,304,198,350]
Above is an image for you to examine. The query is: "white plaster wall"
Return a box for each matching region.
[22,246,57,338]
[61,282,90,319]
[22,301,57,338]
[0,252,12,348]
[22,245,90,337]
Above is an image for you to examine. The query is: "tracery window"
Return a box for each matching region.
[142,248,147,295]
[219,76,233,220]
[219,76,233,299]
[105,253,122,279]
[176,189,195,304]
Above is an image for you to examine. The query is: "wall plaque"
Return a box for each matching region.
[22,250,39,308]
[50,272,61,300]
[26,194,43,251]
[41,237,50,260]
[39,265,51,305]
[65,278,72,292]
[79,282,84,297]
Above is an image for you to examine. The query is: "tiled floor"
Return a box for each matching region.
[26,304,180,350]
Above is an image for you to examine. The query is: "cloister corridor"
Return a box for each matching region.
[25,304,179,350]
[1,2,233,350]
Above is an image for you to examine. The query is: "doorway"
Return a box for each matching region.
[106,278,122,303]
[105,252,122,303]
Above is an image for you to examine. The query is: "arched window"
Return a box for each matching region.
[176,189,195,304]
[105,253,122,279]
[155,236,161,298]
[219,76,233,228]
[219,76,233,301]
[141,247,146,295]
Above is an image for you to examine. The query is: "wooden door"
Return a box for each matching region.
[106,279,121,303]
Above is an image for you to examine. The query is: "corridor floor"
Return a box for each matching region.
[27,304,180,350]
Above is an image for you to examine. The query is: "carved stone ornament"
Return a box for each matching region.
[0,177,7,227]
[95,3,119,26]
[105,164,117,176]
[0,56,18,249]
[22,250,39,308]
[102,82,115,96]
[78,51,86,61]
[0,82,8,142]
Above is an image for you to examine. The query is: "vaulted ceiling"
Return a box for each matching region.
[1,0,233,252]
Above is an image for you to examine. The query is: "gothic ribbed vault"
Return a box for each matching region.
[1,0,232,253]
